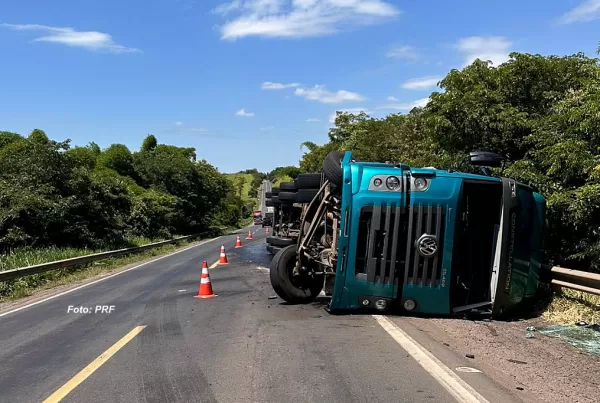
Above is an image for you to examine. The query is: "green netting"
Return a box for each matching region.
[534,323,600,356]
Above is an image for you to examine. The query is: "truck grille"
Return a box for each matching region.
[354,203,407,285]
[404,204,446,287]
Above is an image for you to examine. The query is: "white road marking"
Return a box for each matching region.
[178,290,186,292]
[0,236,222,318]
[373,315,489,403]
[456,367,483,373]
[254,266,270,273]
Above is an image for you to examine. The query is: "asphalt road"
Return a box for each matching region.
[0,227,523,403]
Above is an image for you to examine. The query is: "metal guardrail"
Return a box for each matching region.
[549,266,600,296]
[0,231,221,283]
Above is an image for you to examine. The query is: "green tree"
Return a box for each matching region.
[141,134,158,152]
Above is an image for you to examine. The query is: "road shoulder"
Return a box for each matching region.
[393,315,600,403]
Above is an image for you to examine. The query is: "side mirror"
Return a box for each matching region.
[468,151,504,168]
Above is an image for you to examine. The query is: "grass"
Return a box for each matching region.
[273,175,293,187]
[0,236,162,272]
[542,288,600,325]
[224,173,254,200]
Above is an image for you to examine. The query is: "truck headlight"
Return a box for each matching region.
[414,177,428,191]
[386,176,401,191]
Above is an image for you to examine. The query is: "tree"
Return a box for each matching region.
[97,144,136,179]
[141,134,157,152]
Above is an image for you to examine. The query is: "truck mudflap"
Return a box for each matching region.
[492,178,545,316]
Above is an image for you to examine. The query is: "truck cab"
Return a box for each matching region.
[269,151,546,317]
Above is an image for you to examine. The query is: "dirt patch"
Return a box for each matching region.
[404,316,600,403]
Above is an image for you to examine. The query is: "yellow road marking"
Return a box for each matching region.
[42,325,146,403]
[209,260,220,269]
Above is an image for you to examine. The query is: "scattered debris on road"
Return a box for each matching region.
[465,354,475,359]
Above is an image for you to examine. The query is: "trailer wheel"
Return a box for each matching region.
[278,191,297,202]
[296,188,319,203]
[265,199,273,207]
[270,245,324,304]
[323,150,345,187]
[294,173,322,189]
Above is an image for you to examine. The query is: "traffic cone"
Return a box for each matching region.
[265,227,269,235]
[246,230,253,240]
[235,235,243,248]
[219,245,228,264]
[194,261,217,299]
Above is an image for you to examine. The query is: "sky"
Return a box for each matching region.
[1,0,599,173]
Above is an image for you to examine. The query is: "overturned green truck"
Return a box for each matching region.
[269,151,546,317]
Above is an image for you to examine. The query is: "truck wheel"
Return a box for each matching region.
[296,188,319,203]
[271,196,281,205]
[265,191,272,198]
[271,187,280,195]
[279,182,297,191]
[294,173,322,189]
[278,191,297,202]
[323,150,345,187]
[270,245,324,304]
[265,199,273,207]
[267,236,295,247]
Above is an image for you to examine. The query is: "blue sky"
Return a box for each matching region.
[1,0,599,173]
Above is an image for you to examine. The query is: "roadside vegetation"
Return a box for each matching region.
[297,51,600,323]
[0,131,255,296]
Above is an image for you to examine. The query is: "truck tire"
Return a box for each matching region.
[294,173,322,189]
[279,182,297,191]
[269,245,324,304]
[265,199,273,207]
[278,191,297,202]
[323,150,345,187]
[265,192,272,198]
[267,236,295,247]
[296,188,319,203]
[271,196,281,205]
[271,187,280,195]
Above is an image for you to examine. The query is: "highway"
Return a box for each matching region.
[0,185,525,403]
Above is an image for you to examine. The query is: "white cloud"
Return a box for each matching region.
[386,45,417,59]
[328,107,371,123]
[261,81,301,90]
[236,108,255,117]
[558,0,600,24]
[260,125,275,131]
[0,23,140,53]
[295,85,365,104]
[401,76,442,90]
[213,0,400,40]
[175,121,183,126]
[306,118,320,122]
[377,97,430,111]
[456,36,511,67]
[386,96,398,101]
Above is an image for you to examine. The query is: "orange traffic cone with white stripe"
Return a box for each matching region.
[219,245,228,264]
[265,227,269,235]
[246,230,253,240]
[235,235,243,248]
[194,261,217,299]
